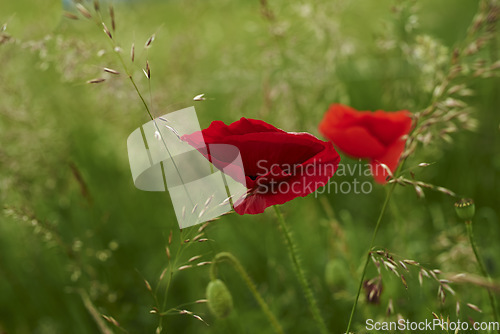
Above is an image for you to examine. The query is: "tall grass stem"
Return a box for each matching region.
[273,205,329,334]
[466,220,500,333]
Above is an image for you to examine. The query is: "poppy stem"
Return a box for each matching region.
[345,181,396,334]
[465,220,500,332]
[273,205,330,334]
[210,252,285,334]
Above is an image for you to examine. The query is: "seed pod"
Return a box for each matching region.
[206,279,233,318]
[454,198,475,220]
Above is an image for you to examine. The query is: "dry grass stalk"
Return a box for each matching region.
[76,3,92,19]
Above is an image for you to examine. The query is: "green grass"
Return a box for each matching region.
[1,0,499,333]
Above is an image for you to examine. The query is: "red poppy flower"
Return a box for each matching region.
[319,104,412,184]
[182,118,340,215]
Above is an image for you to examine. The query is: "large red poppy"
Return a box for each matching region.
[182,118,341,214]
[319,104,412,184]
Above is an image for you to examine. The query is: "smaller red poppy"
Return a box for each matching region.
[319,104,412,184]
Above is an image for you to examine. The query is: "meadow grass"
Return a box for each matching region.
[1,0,499,333]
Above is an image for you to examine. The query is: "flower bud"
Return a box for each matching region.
[206,279,233,318]
[454,198,475,220]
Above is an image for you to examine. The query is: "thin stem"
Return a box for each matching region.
[466,220,500,333]
[345,181,396,334]
[96,14,196,211]
[79,289,114,334]
[210,252,284,334]
[273,205,329,334]
[159,229,197,331]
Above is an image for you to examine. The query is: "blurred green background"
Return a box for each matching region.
[1,0,499,333]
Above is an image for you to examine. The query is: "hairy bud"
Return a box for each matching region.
[206,279,233,318]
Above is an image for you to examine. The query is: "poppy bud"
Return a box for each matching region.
[454,198,475,221]
[206,279,233,318]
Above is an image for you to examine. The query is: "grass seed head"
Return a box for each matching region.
[87,78,106,84]
[144,279,152,292]
[109,5,116,31]
[145,34,156,48]
[189,255,202,262]
[197,261,211,266]
[466,303,483,313]
[104,67,119,75]
[101,314,120,327]
[198,222,210,233]
[146,61,151,79]
[102,23,112,39]
[76,3,92,19]
[63,12,79,20]
[364,276,383,304]
[386,299,394,316]
[193,94,206,101]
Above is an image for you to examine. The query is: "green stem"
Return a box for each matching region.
[466,220,500,333]
[210,252,284,334]
[273,205,329,334]
[345,181,396,334]
[79,289,114,334]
